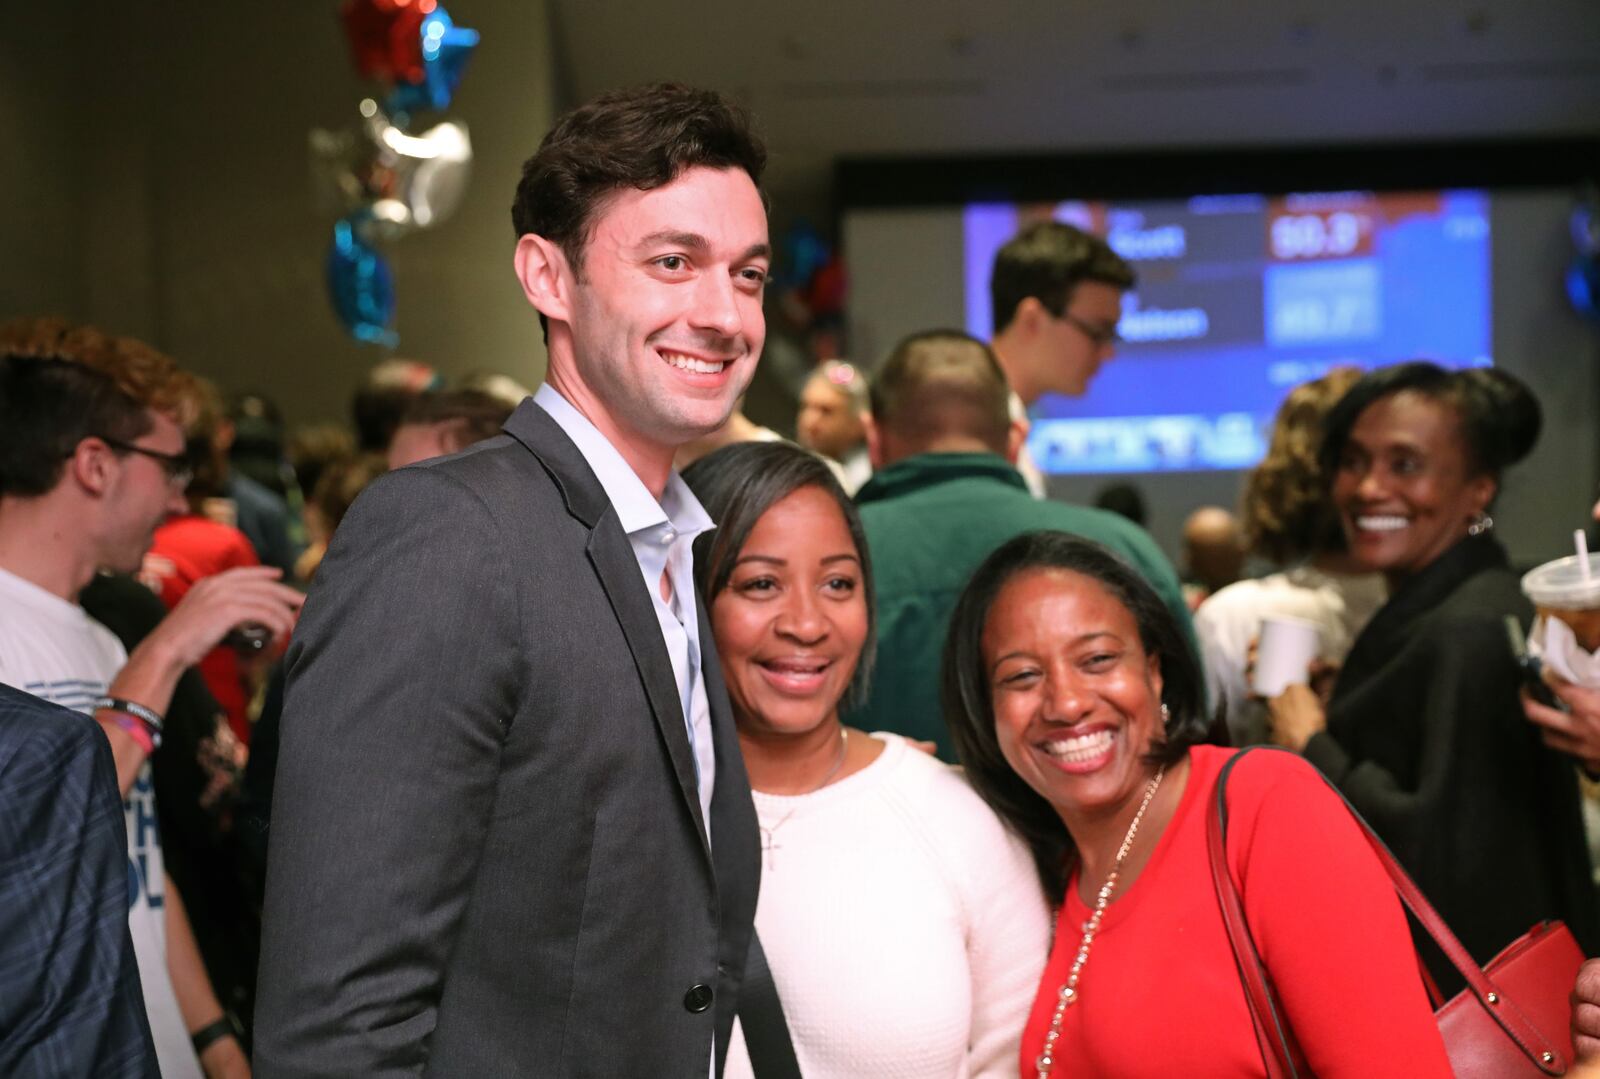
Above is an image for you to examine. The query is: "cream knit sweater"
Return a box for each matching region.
[724,732,1050,1078]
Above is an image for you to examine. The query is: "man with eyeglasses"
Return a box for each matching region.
[0,327,303,1079]
[988,221,1135,497]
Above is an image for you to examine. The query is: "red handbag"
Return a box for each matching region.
[1207,747,1585,1077]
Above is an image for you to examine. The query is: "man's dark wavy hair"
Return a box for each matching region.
[511,82,766,274]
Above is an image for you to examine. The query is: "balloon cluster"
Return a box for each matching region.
[313,0,479,346]
[1569,186,1600,325]
[776,219,847,329]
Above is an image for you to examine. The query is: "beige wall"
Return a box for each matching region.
[2,3,557,426]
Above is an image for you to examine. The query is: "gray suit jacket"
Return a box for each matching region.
[255,401,760,1077]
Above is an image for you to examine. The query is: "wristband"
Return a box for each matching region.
[94,696,164,733]
[107,712,157,755]
[190,1013,241,1055]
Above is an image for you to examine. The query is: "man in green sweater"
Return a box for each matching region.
[847,329,1197,760]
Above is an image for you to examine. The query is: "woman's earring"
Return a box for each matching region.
[1467,512,1494,536]
[1160,702,1170,721]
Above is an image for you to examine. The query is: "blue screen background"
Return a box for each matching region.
[963,191,1491,473]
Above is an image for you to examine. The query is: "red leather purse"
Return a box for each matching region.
[1207,747,1585,1077]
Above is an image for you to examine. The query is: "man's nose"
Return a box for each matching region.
[689,271,743,339]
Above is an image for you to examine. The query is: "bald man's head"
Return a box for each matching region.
[1182,506,1245,593]
[868,330,1017,467]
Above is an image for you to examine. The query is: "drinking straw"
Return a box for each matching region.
[1578,529,1593,585]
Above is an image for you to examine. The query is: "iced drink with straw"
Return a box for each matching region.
[1521,530,1600,686]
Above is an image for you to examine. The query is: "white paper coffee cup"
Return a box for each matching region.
[1252,616,1322,697]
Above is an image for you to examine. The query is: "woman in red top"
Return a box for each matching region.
[942,531,1451,1077]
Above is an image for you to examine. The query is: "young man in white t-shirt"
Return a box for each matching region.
[0,327,303,1078]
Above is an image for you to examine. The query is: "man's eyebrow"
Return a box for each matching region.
[636,230,710,252]
[633,233,771,264]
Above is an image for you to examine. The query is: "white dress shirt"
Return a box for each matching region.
[1008,390,1048,498]
[533,384,718,831]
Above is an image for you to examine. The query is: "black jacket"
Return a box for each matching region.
[1305,533,1599,990]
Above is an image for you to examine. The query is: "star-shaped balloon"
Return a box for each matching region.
[387,5,480,114]
[340,0,433,84]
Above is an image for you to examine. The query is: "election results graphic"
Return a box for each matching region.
[963,191,1492,473]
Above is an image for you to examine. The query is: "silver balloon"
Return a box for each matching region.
[376,111,472,228]
[309,99,473,238]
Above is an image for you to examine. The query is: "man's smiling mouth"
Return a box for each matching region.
[660,349,731,374]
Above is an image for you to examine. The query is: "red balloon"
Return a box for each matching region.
[340,0,436,84]
[804,257,848,320]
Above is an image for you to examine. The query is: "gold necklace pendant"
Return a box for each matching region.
[1034,765,1166,1078]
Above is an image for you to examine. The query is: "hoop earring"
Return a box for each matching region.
[1467,512,1494,536]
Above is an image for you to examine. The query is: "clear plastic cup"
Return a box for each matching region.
[1521,554,1600,654]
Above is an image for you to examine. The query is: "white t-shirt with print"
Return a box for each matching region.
[0,566,201,1079]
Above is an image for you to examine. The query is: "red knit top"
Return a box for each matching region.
[1020,744,1452,1077]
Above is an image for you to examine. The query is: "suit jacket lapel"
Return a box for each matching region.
[502,400,712,863]
[700,594,758,891]
[586,524,711,856]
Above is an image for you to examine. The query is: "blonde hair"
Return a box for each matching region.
[1242,366,1363,564]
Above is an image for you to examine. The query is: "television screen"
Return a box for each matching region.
[963,190,1492,473]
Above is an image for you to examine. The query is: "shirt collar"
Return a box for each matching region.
[533,383,713,540]
[855,451,1028,504]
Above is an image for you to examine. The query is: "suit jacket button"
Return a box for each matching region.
[684,984,714,1013]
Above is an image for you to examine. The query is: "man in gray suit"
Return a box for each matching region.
[255,84,772,1076]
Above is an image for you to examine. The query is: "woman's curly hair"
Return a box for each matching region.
[1241,366,1363,565]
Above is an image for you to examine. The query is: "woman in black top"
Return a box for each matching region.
[1267,362,1598,990]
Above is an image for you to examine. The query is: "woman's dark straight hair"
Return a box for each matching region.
[1318,361,1541,502]
[682,440,877,710]
[941,530,1210,906]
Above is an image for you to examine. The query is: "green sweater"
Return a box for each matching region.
[847,453,1198,761]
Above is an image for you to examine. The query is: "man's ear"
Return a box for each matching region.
[1014,296,1049,337]
[69,437,118,497]
[863,413,886,469]
[1004,416,1029,466]
[514,234,574,326]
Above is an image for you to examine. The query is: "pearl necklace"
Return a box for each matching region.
[1035,764,1167,1078]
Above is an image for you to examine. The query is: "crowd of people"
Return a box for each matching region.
[3,80,1600,1079]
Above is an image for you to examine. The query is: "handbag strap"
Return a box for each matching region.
[1206,746,1566,1074]
[738,931,803,1079]
[1206,750,1303,1078]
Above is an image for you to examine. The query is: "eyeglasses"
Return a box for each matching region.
[100,437,194,489]
[1058,312,1121,348]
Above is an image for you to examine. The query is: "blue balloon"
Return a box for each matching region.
[780,219,829,291]
[387,5,479,115]
[1574,202,1600,258]
[327,215,398,346]
[1569,256,1600,324]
